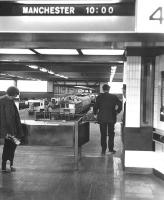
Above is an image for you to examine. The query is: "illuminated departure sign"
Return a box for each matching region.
[0,2,134,16]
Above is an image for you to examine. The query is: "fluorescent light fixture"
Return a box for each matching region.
[54,73,68,79]
[0,73,7,76]
[111,66,117,70]
[7,74,15,77]
[64,77,68,79]
[34,49,79,55]
[28,65,38,69]
[55,73,59,76]
[0,49,35,54]
[111,66,117,74]
[74,86,94,90]
[59,75,68,79]
[48,70,55,75]
[109,66,117,83]
[81,49,125,55]
[39,68,48,72]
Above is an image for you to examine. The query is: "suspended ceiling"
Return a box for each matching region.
[0,32,164,84]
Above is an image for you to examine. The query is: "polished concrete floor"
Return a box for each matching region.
[0,123,164,200]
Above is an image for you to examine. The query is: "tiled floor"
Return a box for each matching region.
[0,123,164,200]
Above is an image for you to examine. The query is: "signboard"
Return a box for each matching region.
[136,0,164,32]
[0,1,135,32]
[0,2,134,16]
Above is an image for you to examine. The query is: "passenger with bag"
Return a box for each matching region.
[0,86,23,172]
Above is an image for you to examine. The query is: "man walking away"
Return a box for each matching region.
[93,84,122,155]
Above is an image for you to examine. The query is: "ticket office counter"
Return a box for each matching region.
[21,119,90,169]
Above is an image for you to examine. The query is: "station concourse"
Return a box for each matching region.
[0,122,164,200]
[0,0,164,199]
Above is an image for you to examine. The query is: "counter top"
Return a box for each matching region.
[153,128,164,136]
[21,120,75,126]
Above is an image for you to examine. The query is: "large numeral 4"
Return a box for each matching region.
[149,7,164,24]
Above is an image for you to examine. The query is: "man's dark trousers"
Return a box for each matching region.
[2,138,17,170]
[100,122,115,152]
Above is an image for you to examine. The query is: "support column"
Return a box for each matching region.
[124,56,154,174]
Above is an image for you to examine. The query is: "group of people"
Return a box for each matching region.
[0,84,124,172]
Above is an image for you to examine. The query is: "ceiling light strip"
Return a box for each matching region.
[34,49,79,55]
[81,49,125,55]
[0,49,35,54]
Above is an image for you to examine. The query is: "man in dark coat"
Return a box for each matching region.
[0,86,23,172]
[93,84,122,155]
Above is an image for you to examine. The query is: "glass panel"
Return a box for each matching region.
[140,58,155,126]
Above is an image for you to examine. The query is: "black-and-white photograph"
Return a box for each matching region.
[0,0,164,199]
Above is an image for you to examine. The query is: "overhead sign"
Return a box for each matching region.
[0,1,135,32]
[136,0,164,32]
[0,2,134,16]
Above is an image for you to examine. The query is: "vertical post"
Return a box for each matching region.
[74,121,79,170]
[78,146,82,160]
[13,79,17,87]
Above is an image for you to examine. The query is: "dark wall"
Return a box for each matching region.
[124,127,153,151]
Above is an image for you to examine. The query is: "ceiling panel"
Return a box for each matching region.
[1,32,162,83]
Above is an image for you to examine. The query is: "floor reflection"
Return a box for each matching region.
[0,122,163,200]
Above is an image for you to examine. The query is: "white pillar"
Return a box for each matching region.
[125,56,141,127]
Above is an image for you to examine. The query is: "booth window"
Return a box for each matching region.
[160,71,164,121]
[140,57,155,126]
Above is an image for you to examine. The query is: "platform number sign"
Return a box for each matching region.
[136,0,164,33]
[149,7,164,24]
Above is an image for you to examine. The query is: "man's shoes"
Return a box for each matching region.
[1,167,16,173]
[1,162,9,173]
[108,150,116,154]
[10,166,16,172]
[101,151,106,156]
[1,168,10,173]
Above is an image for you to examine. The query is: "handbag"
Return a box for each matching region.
[6,134,21,146]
